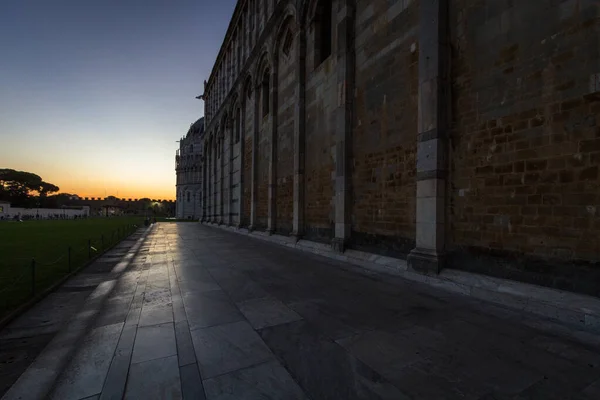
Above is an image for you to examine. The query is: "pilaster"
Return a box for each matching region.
[249,83,259,231]
[238,105,246,228]
[408,0,450,274]
[332,5,355,253]
[219,128,225,225]
[227,119,234,225]
[292,27,306,240]
[267,63,278,235]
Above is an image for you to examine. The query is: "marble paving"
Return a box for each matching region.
[2,223,600,400]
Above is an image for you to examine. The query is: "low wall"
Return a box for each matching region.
[0,205,90,219]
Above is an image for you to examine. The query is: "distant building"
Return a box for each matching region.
[175,117,204,219]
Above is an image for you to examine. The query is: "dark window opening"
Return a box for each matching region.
[261,69,270,118]
[235,108,242,143]
[246,82,252,100]
[315,0,333,67]
[282,31,293,57]
[187,192,190,202]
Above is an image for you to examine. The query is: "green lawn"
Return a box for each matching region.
[0,217,144,319]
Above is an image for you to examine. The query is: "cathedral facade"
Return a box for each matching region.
[176,118,204,220]
[197,0,600,296]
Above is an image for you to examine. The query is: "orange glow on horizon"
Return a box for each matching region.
[2,164,177,201]
[54,178,176,200]
[2,133,179,202]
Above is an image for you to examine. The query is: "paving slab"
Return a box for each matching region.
[124,355,181,400]
[236,297,303,330]
[183,290,244,330]
[49,323,123,400]
[203,360,308,400]
[190,320,275,379]
[130,324,177,365]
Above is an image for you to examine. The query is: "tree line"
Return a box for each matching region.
[0,169,63,208]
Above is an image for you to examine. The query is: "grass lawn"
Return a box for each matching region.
[0,217,144,319]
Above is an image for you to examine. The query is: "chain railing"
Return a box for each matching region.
[0,222,141,319]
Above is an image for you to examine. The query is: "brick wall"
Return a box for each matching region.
[275,33,296,235]
[350,0,419,257]
[449,0,600,292]
[304,24,336,242]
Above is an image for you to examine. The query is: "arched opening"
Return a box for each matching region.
[235,107,242,143]
[245,77,253,101]
[261,68,270,118]
[282,30,294,58]
[314,0,333,67]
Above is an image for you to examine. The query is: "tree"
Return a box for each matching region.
[0,169,60,207]
[0,169,43,206]
[38,182,60,196]
[37,182,61,207]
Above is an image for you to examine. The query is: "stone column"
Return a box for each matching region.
[332,4,355,253]
[219,130,225,225]
[267,63,278,235]
[292,27,306,239]
[227,119,234,225]
[213,136,218,223]
[205,142,209,221]
[407,0,450,274]
[206,139,213,222]
[249,84,259,230]
[201,153,206,221]
[208,139,212,222]
[238,102,246,228]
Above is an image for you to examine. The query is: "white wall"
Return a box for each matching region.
[0,205,90,219]
[176,185,202,220]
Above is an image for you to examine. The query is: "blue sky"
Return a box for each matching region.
[0,0,236,199]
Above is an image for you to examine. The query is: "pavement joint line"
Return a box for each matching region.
[99,270,151,400]
[2,227,154,400]
[167,249,202,370]
[200,359,275,382]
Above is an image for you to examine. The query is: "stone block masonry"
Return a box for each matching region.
[449,0,600,295]
[195,0,600,298]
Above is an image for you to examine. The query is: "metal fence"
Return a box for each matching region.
[0,223,139,320]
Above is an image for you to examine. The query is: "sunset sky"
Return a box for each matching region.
[0,0,236,200]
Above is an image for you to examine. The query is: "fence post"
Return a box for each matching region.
[31,258,36,296]
[88,239,91,259]
[68,246,71,272]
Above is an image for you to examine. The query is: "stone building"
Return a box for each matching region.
[176,118,205,219]
[197,0,600,296]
